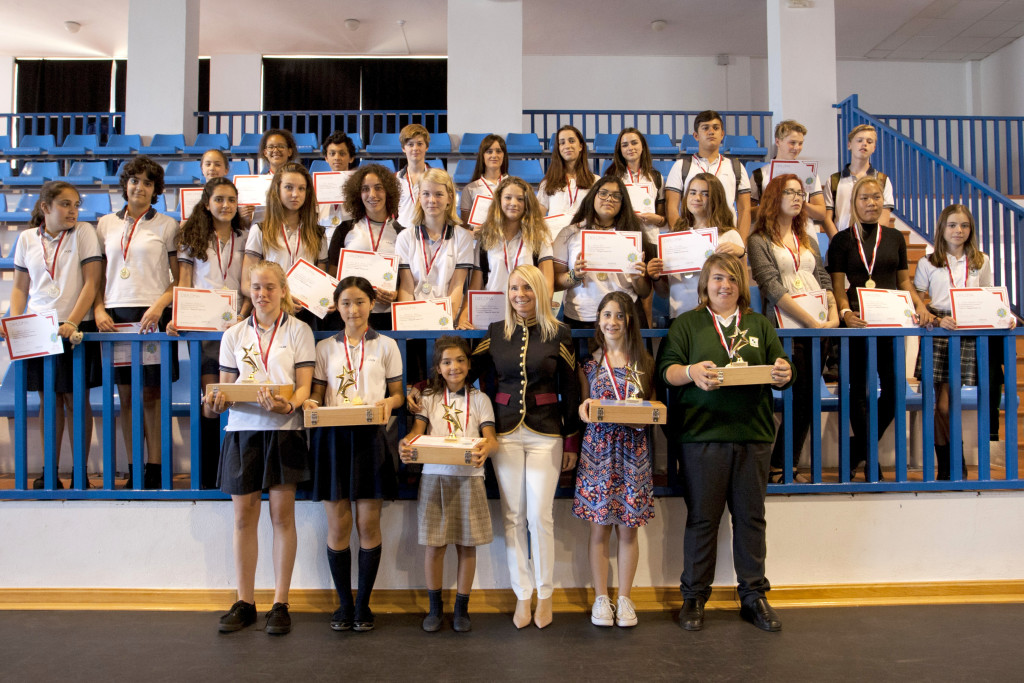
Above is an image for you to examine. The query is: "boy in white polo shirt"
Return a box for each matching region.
[665,110,752,239]
[824,124,894,236]
[750,119,826,228]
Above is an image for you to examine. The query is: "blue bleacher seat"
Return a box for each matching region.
[508,159,544,184]
[646,134,677,155]
[0,162,12,184]
[745,161,768,178]
[52,134,99,156]
[163,161,202,185]
[360,159,396,172]
[679,134,699,154]
[183,133,230,155]
[722,135,767,157]
[817,232,830,266]
[653,159,675,179]
[5,162,60,187]
[593,134,618,154]
[7,134,57,156]
[77,193,113,222]
[101,160,131,186]
[227,160,252,178]
[0,135,11,154]
[346,133,364,152]
[426,159,447,172]
[599,159,613,175]
[139,134,186,155]
[55,161,106,185]
[505,133,543,155]
[0,229,23,267]
[365,133,402,154]
[98,134,141,155]
[429,133,452,154]
[453,160,475,186]
[230,133,262,156]
[458,133,492,154]
[308,160,330,174]
[749,284,763,314]
[0,193,38,222]
[293,133,318,154]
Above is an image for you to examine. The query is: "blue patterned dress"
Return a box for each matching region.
[572,358,654,527]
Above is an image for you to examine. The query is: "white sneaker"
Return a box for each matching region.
[615,595,638,627]
[590,595,614,627]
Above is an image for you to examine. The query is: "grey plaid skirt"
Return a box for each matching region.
[417,474,493,547]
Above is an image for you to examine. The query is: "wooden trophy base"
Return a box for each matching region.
[304,404,386,427]
[715,365,775,386]
[207,383,294,402]
[406,435,484,466]
[588,399,668,424]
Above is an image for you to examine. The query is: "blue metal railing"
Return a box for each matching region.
[875,112,1024,196]
[523,109,773,150]
[195,110,448,146]
[836,94,1024,310]
[0,112,124,147]
[2,327,1019,499]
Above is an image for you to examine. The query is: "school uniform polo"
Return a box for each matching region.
[96,207,179,308]
[244,223,328,270]
[416,387,495,477]
[396,167,421,228]
[552,223,644,322]
[665,154,751,222]
[177,227,249,294]
[394,224,475,300]
[619,169,665,245]
[824,164,895,232]
[14,222,102,320]
[538,173,599,233]
[661,229,745,319]
[914,253,992,311]
[475,232,553,293]
[219,312,315,431]
[312,328,403,407]
[327,218,403,315]
[459,176,506,224]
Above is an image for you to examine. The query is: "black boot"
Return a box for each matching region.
[123,464,134,490]
[354,545,381,631]
[144,463,162,490]
[452,592,471,633]
[422,589,443,632]
[327,547,353,631]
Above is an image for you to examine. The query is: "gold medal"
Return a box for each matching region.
[597,273,608,282]
[331,216,340,226]
[120,267,131,279]
[792,278,803,290]
[865,279,876,288]
[422,282,432,294]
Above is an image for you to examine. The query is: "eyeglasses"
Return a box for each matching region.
[596,190,623,202]
[265,144,289,152]
[782,189,807,200]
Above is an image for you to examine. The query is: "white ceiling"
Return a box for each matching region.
[1,0,1023,62]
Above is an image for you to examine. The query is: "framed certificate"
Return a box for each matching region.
[286,258,339,320]
[467,195,493,227]
[625,183,655,215]
[233,175,275,207]
[950,287,1013,329]
[857,288,917,327]
[112,323,160,367]
[768,159,819,193]
[580,230,643,273]
[775,289,828,329]
[544,213,572,239]
[172,287,237,331]
[178,188,204,221]
[1,310,63,360]
[392,298,454,331]
[657,228,717,275]
[467,290,506,329]
[336,249,398,290]
[313,171,352,205]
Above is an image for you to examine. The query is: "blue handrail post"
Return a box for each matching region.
[810,335,823,484]
[947,334,963,481]
[189,339,203,490]
[131,342,144,490]
[42,356,57,489]
[920,338,935,481]
[839,336,851,483]
[160,339,173,490]
[976,335,991,481]
[101,341,115,490]
[781,336,794,484]
[14,359,28,490]
[1003,334,1018,480]
[72,341,87,489]
[866,337,880,482]
[893,336,908,483]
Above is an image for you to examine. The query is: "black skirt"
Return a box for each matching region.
[25,320,101,393]
[218,429,311,496]
[108,307,180,386]
[310,424,397,501]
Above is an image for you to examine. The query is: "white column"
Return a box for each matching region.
[125,0,200,142]
[0,56,14,120]
[209,54,263,143]
[446,0,523,142]
[766,0,839,169]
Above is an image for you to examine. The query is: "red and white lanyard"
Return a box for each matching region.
[602,353,628,400]
[783,232,802,274]
[626,168,641,185]
[946,260,966,288]
[709,308,742,359]
[503,234,525,273]
[443,386,471,436]
[481,175,504,198]
[342,332,366,393]
[282,226,302,268]
[121,214,144,266]
[251,311,284,375]
[39,227,68,283]
[215,232,235,281]
[566,178,579,207]
[366,217,385,252]
[405,172,417,203]
[420,227,446,277]
[853,225,880,282]
[693,154,723,177]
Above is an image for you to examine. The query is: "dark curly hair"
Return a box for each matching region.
[120,155,165,203]
[343,164,401,221]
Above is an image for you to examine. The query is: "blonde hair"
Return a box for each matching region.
[411,168,462,227]
[695,253,752,314]
[400,123,430,148]
[503,264,561,343]
[847,124,876,143]
[249,259,297,315]
[774,119,807,141]
[478,176,548,253]
[262,162,324,259]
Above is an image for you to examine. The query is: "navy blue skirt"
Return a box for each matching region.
[218,429,311,496]
[310,424,396,501]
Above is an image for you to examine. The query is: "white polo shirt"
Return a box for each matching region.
[245,223,328,270]
[219,312,316,431]
[538,173,599,230]
[96,207,179,308]
[914,252,992,311]
[395,224,475,300]
[312,328,403,406]
[396,167,421,228]
[14,222,103,320]
[475,232,554,293]
[459,176,505,223]
[332,217,402,314]
[416,387,495,477]
[552,223,643,322]
[619,168,665,245]
[665,154,751,222]
[318,202,352,231]
[178,227,249,295]
[824,164,895,233]
[662,228,744,319]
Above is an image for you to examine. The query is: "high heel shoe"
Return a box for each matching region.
[513,598,532,629]
[533,596,553,629]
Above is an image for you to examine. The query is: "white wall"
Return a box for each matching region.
[978,35,1024,116]
[209,54,262,113]
[835,59,971,115]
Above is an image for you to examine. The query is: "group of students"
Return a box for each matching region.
[3,112,1012,636]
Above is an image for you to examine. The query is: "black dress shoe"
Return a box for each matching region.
[740,597,782,632]
[679,598,705,631]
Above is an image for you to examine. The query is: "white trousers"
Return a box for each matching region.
[493,426,562,600]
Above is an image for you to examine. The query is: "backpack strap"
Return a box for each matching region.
[730,157,742,196]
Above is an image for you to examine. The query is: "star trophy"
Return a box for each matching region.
[441,400,464,442]
[589,360,667,424]
[208,344,295,403]
[305,366,384,428]
[405,397,484,466]
[714,325,776,386]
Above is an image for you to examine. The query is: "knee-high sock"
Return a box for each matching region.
[356,545,382,616]
[327,546,353,612]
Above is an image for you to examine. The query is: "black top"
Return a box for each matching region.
[826,223,907,312]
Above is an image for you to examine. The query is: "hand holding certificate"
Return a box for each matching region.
[580,230,643,273]
[172,287,238,331]
[233,175,275,206]
[286,259,339,319]
[313,171,352,205]
[392,298,454,331]
[336,249,398,291]
[112,323,161,366]
[1,310,63,360]
[950,287,1014,328]
[857,288,917,327]
[467,290,506,328]
[775,290,828,329]
[657,229,718,274]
